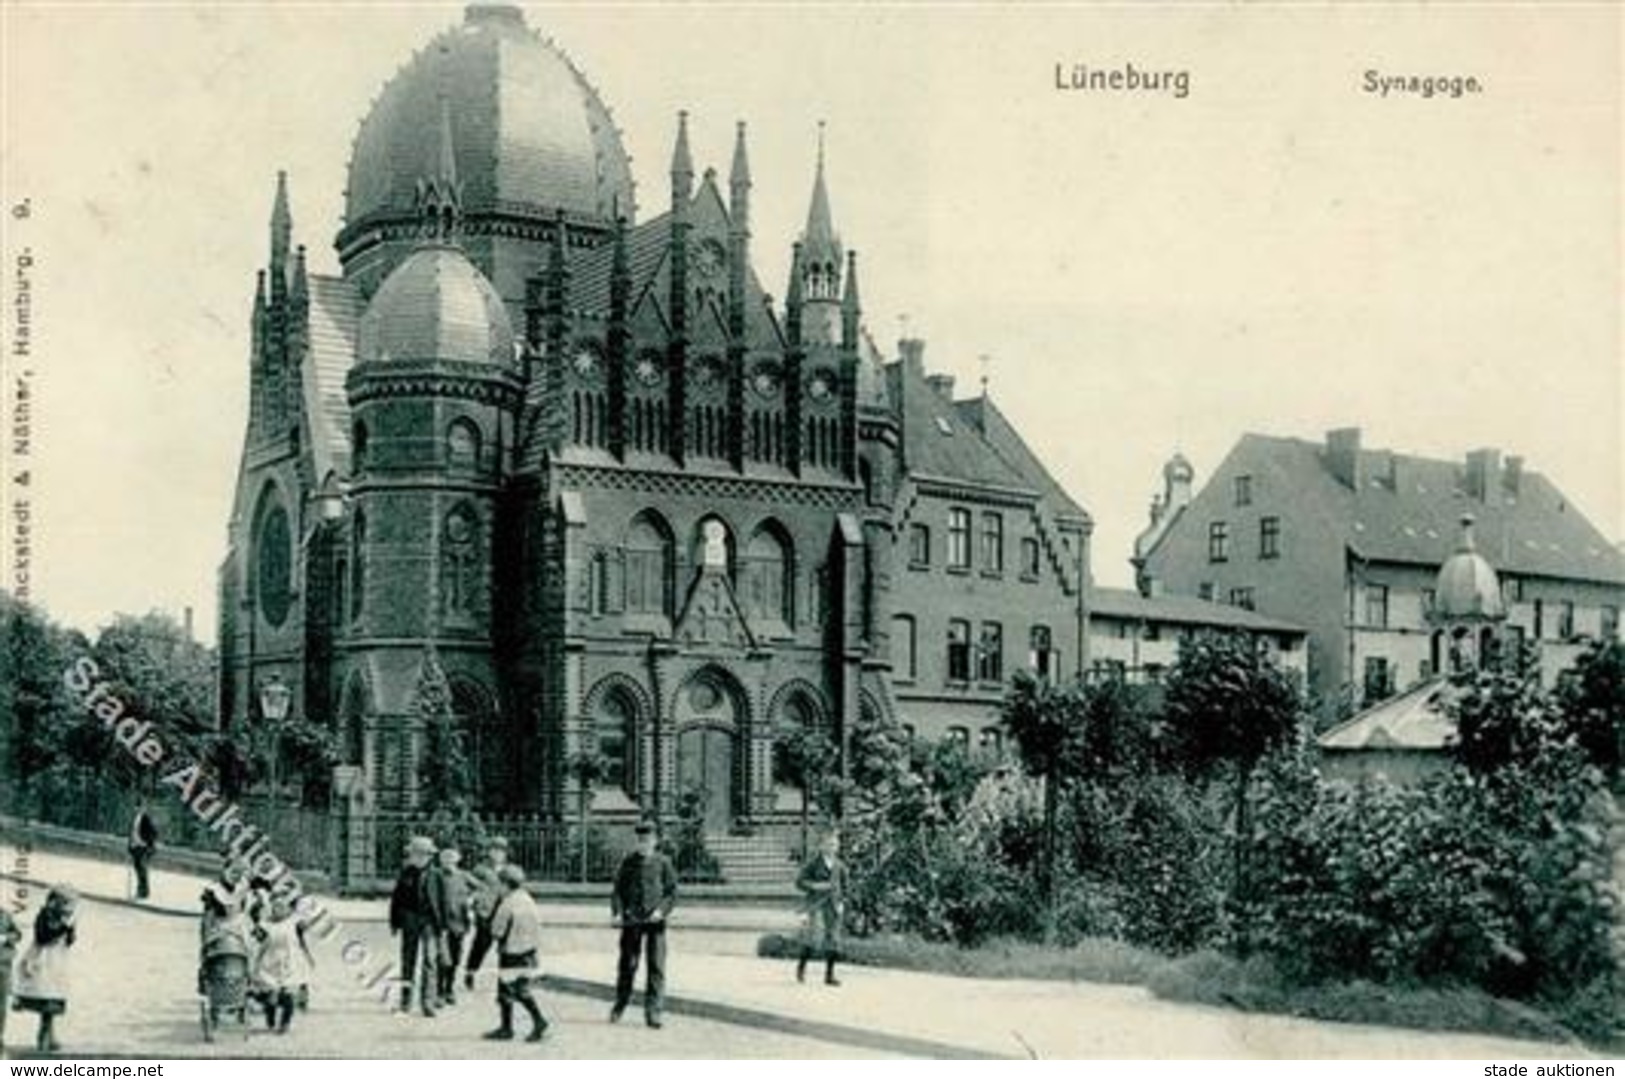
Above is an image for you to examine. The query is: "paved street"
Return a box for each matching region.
[0,850,1594,1060]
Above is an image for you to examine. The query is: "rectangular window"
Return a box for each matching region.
[1365,584,1389,628]
[1533,598,1545,639]
[1235,475,1253,507]
[892,614,917,681]
[1198,582,1215,602]
[947,509,972,571]
[1557,601,1575,640]
[1363,656,1392,702]
[908,522,931,568]
[1258,516,1280,559]
[947,619,971,682]
[978,727,1003,759]
[1143,663,1165,684]
[1502,576,1524,604]
[978,621,1004,683]
[1421,588,1437,618]
[1208,521,1229,562]
[1143,621,1161,642]
[1229,587,1256,611]
[1019,537,1041,580]
[1602,605,1620,640]
[980,513,1004,574]
[1030,625,1054,680]
[947,726,971,748]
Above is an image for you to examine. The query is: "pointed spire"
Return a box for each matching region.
[252,270,268,353]
[270,170,291,273]
[785,242,805,347]
[803,121,838,255]
[290,245,309,306]
[841,251,861,351]
[730,120,751,189]
[670,110,694,189]
[417,96,463,243]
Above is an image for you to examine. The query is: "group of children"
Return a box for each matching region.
[197,859,316,1036]
[390,835,548,1042]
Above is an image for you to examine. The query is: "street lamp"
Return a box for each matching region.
[258,675,293,822]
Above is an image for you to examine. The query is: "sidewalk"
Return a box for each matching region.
[0,849,1587,1059]
[539,953,1579,1060]
[0,847,800,932]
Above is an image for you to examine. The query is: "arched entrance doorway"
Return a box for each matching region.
[673,667,744,832]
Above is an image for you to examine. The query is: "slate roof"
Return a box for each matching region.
[889,361,1032,494]
[956,396,1090,522]
[1091,587,1307,635]
[1237,434,1624,585]
[302,274,363,480]
[344,5,634,229]
[1318,676,1456,752]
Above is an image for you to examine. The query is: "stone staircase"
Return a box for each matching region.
[705,831,800,887]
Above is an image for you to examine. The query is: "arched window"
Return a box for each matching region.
[254,491,292,629]
[442,504,480,620]
[743,524,792,625]
[447,419,480,472]
[349,510,366,621]
[352,421,369,470]
[625,512,674,616]
[693,516,734,577]
[594,686,637,795]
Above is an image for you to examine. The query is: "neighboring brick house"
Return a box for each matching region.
[215,5,1092,832]
[1134,429,1625,718]
[884,346,1092,752]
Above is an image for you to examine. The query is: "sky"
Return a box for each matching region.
[2,2,1619,646]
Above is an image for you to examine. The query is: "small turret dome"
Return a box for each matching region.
[1164,452,1194,482]
[357,244,516,368]
[1434,514,1505,622]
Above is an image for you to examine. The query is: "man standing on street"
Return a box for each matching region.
[609,820,677,1029]
[389,835,445,1017]
[128,798,159,901]
[795,829,847,986]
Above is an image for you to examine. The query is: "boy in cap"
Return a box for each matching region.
[609,820,677,1029]
[483,864,548,1042]
[795,830,848,986]
[389,835,445,1017]
[464,836,509,990]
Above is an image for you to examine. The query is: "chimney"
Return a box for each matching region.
[898,337,926,374]
[1503,455,1524,497]
[1465,447,1501,504]
[1325,427,1362,489]
[1368,448,1397,491]
[925,373,956,401]
[183,606,195,642]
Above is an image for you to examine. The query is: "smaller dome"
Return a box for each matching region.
[1164,452,1194,481]
[357,245,516,369]
[1434,514,1505,622]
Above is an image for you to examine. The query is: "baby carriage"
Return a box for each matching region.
[197,885,253,1042]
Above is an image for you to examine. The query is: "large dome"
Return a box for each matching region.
[357,245,516,369]
[344,4,636,231]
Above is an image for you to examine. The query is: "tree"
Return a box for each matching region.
[1552,638,1624,785]
[413,646,474,815]
[773,720,838,853]
[1001,671,1086,940]
[92,611,217,774]
[1446,643,1552,776]
[1160,632,1301,950]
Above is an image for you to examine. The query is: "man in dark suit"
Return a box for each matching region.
[128,799,159,900]
[609,820,677,1028]
[389,835,446,1016]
